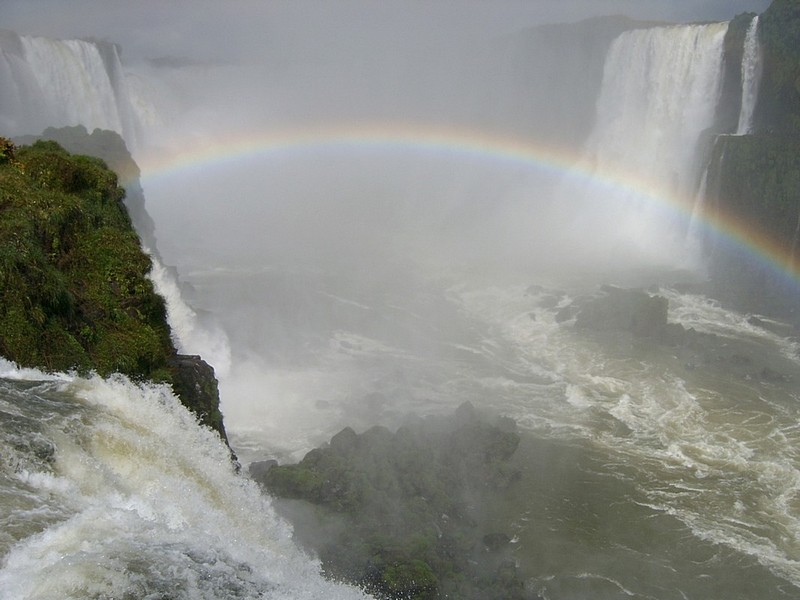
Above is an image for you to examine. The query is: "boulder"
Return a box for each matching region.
[573,286,669,338]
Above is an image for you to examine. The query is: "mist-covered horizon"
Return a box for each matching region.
[0,0,771,61]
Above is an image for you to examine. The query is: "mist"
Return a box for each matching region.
[7,3,800,596]
[0,0,772,452]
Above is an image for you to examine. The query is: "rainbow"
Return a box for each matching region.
[138,122,800,288]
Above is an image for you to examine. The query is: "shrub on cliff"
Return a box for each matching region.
[0,138,173,380]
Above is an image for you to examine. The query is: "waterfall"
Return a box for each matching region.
[0,31,145,150]
[556,22,729,268]
[685,165,711,260]
[736,16,763,135]
[584,23,729,201]
[0,365,371,600]
[146,251,233,377]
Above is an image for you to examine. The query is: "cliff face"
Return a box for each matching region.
[0,135,228,443]
[490,15,645,151]
[14,125,157,252]
[702,0,800,317]
[754,0,800,135]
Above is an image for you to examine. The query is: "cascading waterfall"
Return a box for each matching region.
[0,32,145,150]
[0,361,371,599]
[146,251,233,377]
[555,22,728,267]
[736,15,763,135]
[685,166,711,259]
[584,23,728,201]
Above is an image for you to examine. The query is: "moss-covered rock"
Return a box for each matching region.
[254,403,531,599]
[0,136,230,443]
[14,125,158,252]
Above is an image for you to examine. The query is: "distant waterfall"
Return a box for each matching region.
[0,31,145,150]
[557,22,728,267]
[736,16,763,135]
[584,23,729,201]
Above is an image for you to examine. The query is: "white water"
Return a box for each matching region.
[146,251,233,378]
[736,16,763,135]
[0,360,370,599]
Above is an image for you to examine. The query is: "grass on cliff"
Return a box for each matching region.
[0,136,173,379]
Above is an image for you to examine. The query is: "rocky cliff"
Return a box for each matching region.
[701,0,800,317]
[0,134,228,444]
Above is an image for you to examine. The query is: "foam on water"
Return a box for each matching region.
[448,281,800,588]
[0,367,371,600]
[663,288,800,364]
[146,251,232,377]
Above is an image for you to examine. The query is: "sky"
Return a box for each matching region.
[0,0,773,64]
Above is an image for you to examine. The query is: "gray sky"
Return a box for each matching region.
[1,0,772,63]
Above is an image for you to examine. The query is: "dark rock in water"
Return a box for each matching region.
[555,305,580,323]
[259,402,527,599]
[482,532,512,551]
[168,354,230,445]
[249,459,278,481]
[574,285,668,338]
[662,322,690,346]
[329,426,359,454]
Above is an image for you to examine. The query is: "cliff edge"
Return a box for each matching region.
[0,135,229,444]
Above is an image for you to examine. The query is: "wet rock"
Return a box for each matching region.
[482,532,512,551]
[248,459,277,483]
[329,426,359,454]
[261,402,524,599]
[574,285,668,338]
[168,354,229,445]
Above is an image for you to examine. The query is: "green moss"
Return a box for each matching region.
[381,560,437,599]
[0,138,173,379]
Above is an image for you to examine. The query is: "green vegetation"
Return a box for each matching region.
[257,403,528,599]
[0,137,173,379]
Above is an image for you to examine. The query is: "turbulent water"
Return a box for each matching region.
[2,13,798,600]
[0,361,371,599]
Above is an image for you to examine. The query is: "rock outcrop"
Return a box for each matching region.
[0,135,228,443]
[253,402,530,600]
[556,285,687,343]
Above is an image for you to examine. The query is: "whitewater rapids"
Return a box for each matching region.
[0,360,371,600]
